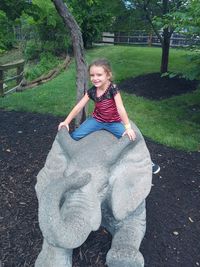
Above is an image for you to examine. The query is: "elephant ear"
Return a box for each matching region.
[35,130,70,200]
[109,123,152,221]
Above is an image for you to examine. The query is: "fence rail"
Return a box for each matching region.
[101,32,200,47]
[0,59,25,96]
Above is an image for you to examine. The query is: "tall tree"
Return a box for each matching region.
[171,0,200,79]
[0,0,34,49]
[111,0,150,32]
[67,0,121,48]
[52,0,87,127]
[0,0,30,21]
[130,0,188,73]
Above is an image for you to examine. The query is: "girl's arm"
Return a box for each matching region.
[58,93,90,130]
[114,92,136,141]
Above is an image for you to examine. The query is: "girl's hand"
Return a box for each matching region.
[123,128,136,141]
[58,122,69,131]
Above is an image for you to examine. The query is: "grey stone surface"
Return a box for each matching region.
[35,122,152,267]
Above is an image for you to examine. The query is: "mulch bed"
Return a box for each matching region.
[0,73,200,267]
[119,72,199,100]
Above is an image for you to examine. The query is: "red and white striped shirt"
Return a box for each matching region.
[87,83,121,123]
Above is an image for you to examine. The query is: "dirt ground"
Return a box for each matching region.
[0,73,200,267]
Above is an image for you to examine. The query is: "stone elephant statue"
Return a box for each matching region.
[35,121,152,267]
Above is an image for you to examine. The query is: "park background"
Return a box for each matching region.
[0,1,200,267]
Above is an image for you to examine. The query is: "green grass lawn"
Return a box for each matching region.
[0,46,200,151]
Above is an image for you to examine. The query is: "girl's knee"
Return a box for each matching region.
[70,131,82,141]
[70,133,77,141]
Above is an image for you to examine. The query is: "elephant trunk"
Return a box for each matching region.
[38,171,97,249]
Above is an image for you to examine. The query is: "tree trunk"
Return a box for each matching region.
[160,1,170,73]
[160,28,171,73]
[52,0,88,128]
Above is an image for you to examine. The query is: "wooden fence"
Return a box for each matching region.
[0,59,25,97]
[101,32,200,47]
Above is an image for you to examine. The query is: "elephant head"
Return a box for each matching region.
[35,122,152,251]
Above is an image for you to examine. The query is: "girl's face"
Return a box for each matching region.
[89,65,111,89]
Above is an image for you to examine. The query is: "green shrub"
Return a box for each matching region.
[53,34,72,55]
[0,48,5,54]
[42,38,71,55]
[25,52,60,81]
[24,37,71,61]
[185,50,200,80]
[42,41,56,54]
[24,40,42,60]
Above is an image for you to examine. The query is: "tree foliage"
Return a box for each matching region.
[112,0,151,32]
[0,10,14,50]
[0,0,32,50]
[65,0,119,48]
[170,0,200,80]
[20,0,71,58]
[0,0,30,21]
[171,0,200,33]
[127,0,188,73]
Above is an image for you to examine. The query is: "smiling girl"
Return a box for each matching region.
[58,58,136,141]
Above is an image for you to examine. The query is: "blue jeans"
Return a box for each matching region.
[71,117,125,141]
